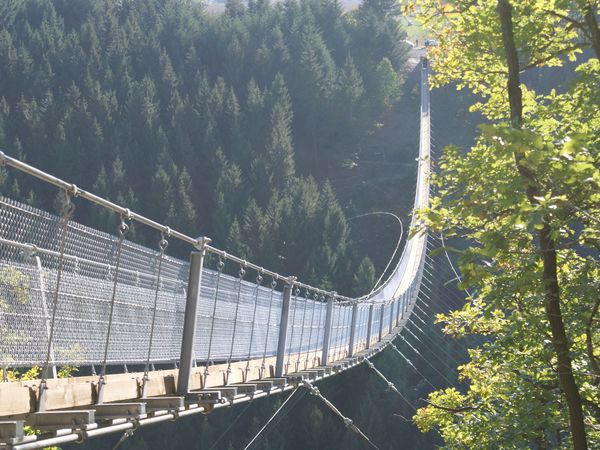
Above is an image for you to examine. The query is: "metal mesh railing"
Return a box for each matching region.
[0,195,407,370]
[0,197,188,367]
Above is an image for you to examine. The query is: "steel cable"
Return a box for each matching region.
[226,264,246,383]
[141,231,168,397]
[303,381,381,450]
[243,386,303,450]
[97,214,130,403]
[245,271,263,378]
[38,190,74,408]
[260,278,277,378]
[204,257,224,387]
[397,334,454,385]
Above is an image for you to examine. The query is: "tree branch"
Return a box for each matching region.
[520,43,590,72]
[422,399,479,413]
[542,10,585,29]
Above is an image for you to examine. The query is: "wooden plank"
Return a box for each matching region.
[0,384,33,416]
[143,374,177,397]
[0,350,343,416]
[45,379,93,410]
[97,377,139,404]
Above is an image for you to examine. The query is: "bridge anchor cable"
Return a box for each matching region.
[302,380,381,450]
[242,386,303,450]
[365,360,417,410]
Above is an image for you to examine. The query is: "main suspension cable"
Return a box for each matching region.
[347,211,404,295]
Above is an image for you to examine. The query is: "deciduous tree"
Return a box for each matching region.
[409,0,600,447]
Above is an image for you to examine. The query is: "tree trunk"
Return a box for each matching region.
[584,5,600,60]
[496,1,588,448]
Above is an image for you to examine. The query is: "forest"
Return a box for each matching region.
[1,0,599,449]
[0,0,407,295]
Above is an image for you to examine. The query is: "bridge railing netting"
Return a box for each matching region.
[0,196,375,368]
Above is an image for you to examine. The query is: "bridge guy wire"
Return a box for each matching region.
[405,318,465,367]
[366,359,418,411]
[303,381,381,450]
[408,307,468,363]
[242,386,306,450]
[388,343,437,391]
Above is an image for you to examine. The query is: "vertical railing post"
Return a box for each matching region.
[396,294,402,325]
[321,293,335,366]
[347,303,358,357]
[365,304,374,350]
[388,301,394,334]
[275,277,295,377]
[378,305,385,342]
[33,254,57,379]
[177,237,209,395]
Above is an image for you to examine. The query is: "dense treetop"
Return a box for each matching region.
[0,0,408,294]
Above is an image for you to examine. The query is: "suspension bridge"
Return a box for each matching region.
[0,58,435,450]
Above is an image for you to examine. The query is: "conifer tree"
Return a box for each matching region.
[266,73,295,190]
[352,257,376,296]
[225,0,245,19]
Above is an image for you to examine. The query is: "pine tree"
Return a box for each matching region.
[225,0,245,18]
[170,167,197,234]
[352,257,375,296]
[333,55,365,157]
[212,149,243,245]
[266,73,295,190]
[226,218,249,259]
[361,0,401,19]
[241,199,266,262]
[373,57,400,112]
[0,0,22,29]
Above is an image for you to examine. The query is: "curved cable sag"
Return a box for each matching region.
[356,61,431,306]
[348,211,404,295]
